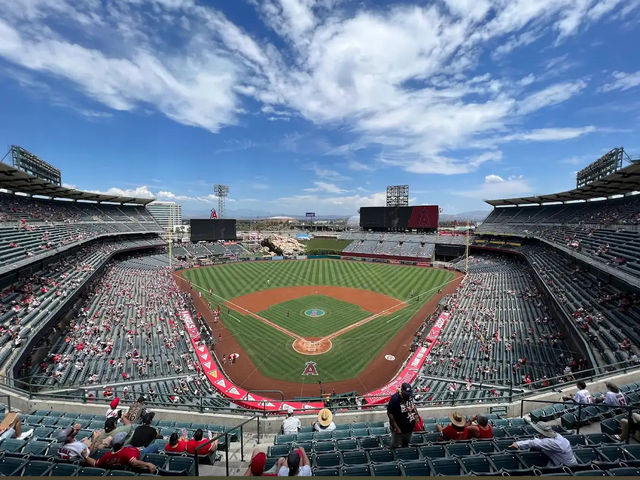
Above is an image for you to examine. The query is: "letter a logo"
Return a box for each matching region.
[302,361,318,376]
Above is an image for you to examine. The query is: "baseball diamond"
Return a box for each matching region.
[178,258,457,395]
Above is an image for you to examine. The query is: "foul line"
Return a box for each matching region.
[183,270,460,347]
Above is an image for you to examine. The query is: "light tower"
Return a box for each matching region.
[213,184,229,218]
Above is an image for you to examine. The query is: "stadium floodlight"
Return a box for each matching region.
[386,185,409,207]
[213,184,229,218]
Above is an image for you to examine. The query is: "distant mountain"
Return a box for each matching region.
[440,210,490,222]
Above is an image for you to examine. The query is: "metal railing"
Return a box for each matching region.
[193,415,259,477]
[519,398,637,443]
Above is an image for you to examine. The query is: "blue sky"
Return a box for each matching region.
[0,0,639,217]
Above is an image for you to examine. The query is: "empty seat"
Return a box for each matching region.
[341,450,368,465]
[19,460,54,476]
[400,459,430,476]
[341,464,371,476]
[49,463,80,476]
[0,457,27,476]
[371,462,402,476]
[460,455,495,475]
[419,444,446,458]
[609,467,640,476]
[78,466,108,476]
[313,467,339,476]
[313,453,342,468]
[314,441,336,453]
[336,439,357,452]
[430,457,464,476]
[392,447,419,461]
[166,456,196,475]
[367,448,394,463]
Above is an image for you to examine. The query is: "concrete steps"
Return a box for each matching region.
[200,434,273,476]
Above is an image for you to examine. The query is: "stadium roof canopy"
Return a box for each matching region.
[0,162,154,205]
[486,161,640,207]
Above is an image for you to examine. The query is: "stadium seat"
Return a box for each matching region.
[78,466,108,476]
[429,457,464,475]
[49,462,80,476]
[471,440,496,454]
[400,459,430,476]
[313,452,342,468]
[371,461,402,476]
[460,455,495,475]
[367,448,394,463]
[357,437,380,450]
[166,456,196,475]
[142,453,169,469]
[446,442,473,457]
[392,446,420,461]
[19,460,54,476]
[341,464,371,476]
[0,457,27,476]
[268,444,290,457]
[336,439,358,452]
[314,441,336,454]
[341,450,368,466]
[313,467,340,476]
[106,469,137,476]
[489,453,534,475]
[609,467,640,476]
[419,444,446,459]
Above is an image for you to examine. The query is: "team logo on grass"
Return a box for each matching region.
[302,361,318,375]
[304,309,325,317]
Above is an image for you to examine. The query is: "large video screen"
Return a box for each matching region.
[360,205,439,231]
[408,205,439,229]
[190,219,237,242]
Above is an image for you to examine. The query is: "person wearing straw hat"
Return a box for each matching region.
[387,382,417,448]
[509,422,577,467]
[312,408,336,432]
[436,411,469,440]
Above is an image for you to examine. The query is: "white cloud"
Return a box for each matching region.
[500,126,596,142]
[602,70,640,92]
[0,0,627,177]
[275,191,386,215]
[517,81,587,114]
[90,185,155,198]
[304,181,347,194]
[308,164,350,180]
[459,174,533,200]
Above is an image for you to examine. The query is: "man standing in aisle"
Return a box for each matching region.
[387,383,417,448]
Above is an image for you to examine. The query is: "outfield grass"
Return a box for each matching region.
[259,295,371,337]
[183,259,453,383]
[302,237,352,253]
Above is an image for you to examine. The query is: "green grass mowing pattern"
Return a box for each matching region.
[183,259,454,382]
[258,295,371,337]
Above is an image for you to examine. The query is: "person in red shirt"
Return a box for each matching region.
[186,429,218,455]
[96,432,157,473]
[165,432,187,453]
[436,411,469,440]
[467,415,493,439]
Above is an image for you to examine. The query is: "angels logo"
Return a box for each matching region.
[302,361,318,376]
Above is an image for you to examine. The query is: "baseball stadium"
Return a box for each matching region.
[1,1,640,478]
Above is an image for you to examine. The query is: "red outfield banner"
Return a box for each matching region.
[178,310,323,413]
[363,311,451,405]
[408,205,439,229]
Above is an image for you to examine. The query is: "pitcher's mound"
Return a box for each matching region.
[292,338,332,355]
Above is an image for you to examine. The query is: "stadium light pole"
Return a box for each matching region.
[465,220,470,274]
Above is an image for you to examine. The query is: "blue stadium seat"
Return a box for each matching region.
[400,459,430,476]
[371,461,402,476]
[341,464,371,476]
[341,450,368,466]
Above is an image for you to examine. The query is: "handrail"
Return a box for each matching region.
[519,398,637,443]
[193,414,259,477]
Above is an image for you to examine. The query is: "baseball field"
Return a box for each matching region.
[180,259,455,394]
